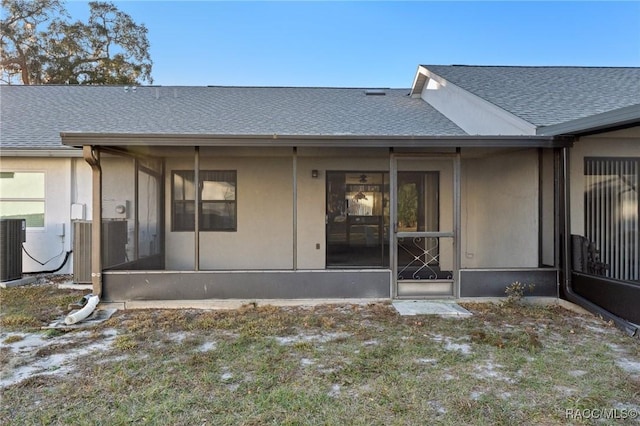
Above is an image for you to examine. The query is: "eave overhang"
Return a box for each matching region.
[410,65,429,97]
[537,104,640,137]
[61,132,573,149]
[0,148,83,157]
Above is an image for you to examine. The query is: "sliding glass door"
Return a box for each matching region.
[326,172,389,268]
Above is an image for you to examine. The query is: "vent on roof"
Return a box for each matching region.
[364,89,386,96]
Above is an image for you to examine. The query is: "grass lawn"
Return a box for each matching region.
[1,279,639,425]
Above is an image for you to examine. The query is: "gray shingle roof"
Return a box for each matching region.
[422,65,640,127]
[0,85,466,150]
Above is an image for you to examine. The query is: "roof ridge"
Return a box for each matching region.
[0,84,409,90]
[422,64,640,70]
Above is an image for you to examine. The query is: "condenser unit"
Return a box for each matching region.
[0,219,26,282]
[73,221,92,283]
[73,220,128,284]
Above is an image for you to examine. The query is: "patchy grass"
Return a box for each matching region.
[0,281,85,330]
[2,335,23,344]
[1,284,639,425]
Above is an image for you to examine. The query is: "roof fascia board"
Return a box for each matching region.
[0,149,82,157]
[418,68,538,136]
[60,132,572,149]
[537,104,640,136]
[410,65,429,97]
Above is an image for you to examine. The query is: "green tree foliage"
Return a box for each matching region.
[1,0,152,84]
[397,183,418,230]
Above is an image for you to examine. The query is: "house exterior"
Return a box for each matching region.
[0,105,92,276]
[412,66,639,330]
[1,66,638,330]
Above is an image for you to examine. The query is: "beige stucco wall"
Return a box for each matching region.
[0,156,91,274]
[569,127,640,236]
[461,148,540,268]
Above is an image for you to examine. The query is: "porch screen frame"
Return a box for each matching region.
[325,171,390,269]
[390,152,461,299]
[136,162,163,260]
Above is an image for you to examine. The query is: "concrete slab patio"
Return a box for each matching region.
[0,276,36,288]
[392,300,473,317]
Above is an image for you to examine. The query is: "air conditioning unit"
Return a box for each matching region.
[73,220,128,284]
[0,219,26,282]
[73,221,92,283]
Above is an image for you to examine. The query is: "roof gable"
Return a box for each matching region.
[416,65,640,131]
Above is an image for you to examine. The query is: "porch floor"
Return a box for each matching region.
[392,300,472,317]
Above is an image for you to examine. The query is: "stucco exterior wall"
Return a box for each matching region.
[0,156,91,274]
[461,148,540,268]
[569,127,640,235]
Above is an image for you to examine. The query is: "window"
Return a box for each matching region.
[584,158,639,281]
[172,170,236,232]
[0,172,45,227]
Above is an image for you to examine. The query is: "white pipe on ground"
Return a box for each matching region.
[65,294,100,325]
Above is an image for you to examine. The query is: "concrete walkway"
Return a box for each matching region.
[0,276,36,288]
[392,300,473,317]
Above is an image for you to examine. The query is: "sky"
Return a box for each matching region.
[66,1,640,88]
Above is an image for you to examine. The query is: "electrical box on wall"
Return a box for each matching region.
[103,200,128,219]
[71,203,85,220]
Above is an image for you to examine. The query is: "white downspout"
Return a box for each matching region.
[64,294,100,325]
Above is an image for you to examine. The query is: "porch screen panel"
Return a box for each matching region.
[584,158,639,281]
[200,171,236,232]
[396,171,447,280]
[172,170,236,232]
[172,171,196,231]
[326,172,389,268]
[138,169,160,257]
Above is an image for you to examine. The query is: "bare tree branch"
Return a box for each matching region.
[1,0,152,85]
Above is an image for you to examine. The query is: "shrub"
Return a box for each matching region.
[504,281,535,305]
